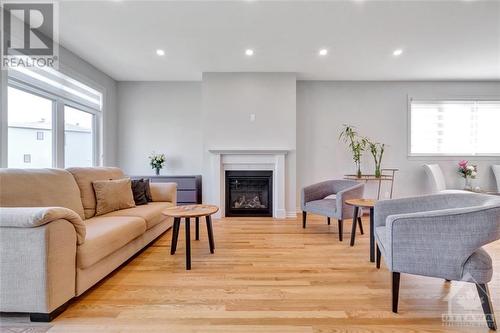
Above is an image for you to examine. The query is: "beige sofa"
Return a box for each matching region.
[0,167,176,321]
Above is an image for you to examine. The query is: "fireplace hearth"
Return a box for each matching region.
[225,170,273,217]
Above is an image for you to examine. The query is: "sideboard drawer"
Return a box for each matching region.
[177,190,198,203]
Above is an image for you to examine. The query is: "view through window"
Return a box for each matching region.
[410,100,500,156]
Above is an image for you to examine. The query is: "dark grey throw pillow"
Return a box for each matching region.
[131,179,148,205]
[144,178,153,202]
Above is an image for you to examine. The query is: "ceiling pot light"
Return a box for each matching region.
[245,49,254,56]
[156,49,165,56]
[393,49,403,56]
[319,48,328,56]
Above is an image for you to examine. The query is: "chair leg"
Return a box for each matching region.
[376,243,381,269]
[338,219,343,241]
[357,217,364,235]
[327,217,331,225]
[392,272,401,313]
[476,283,498,331]
[302,211,307,229]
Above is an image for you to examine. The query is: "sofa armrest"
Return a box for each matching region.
[0,218,77,314]
[150,182,177,204]
[384,205,500,281]
[0,207,85,244]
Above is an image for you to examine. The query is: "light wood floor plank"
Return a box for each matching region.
[1,215,498,332]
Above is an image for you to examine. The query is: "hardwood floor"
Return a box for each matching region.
[1,215,499,332]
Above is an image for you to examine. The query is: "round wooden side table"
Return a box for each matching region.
[345,198,376,262]
[162,204,219,270]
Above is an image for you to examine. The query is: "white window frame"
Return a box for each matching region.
[7,78,102,168]
[407,96,500,158]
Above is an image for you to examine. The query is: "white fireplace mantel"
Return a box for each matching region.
[208,148,292,219]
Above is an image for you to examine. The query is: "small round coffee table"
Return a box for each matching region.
[345,198,376,262]
[162,204,219,270]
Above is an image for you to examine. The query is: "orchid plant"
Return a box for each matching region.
[458,160,477,190]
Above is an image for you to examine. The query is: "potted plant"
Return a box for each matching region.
[339,125,367,178]
[149,152,166,176]
[367,140,385,178]
[458,160,477,190]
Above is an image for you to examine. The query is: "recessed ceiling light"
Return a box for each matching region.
[319,49,328,56]
[245,49,254,56]
[156,49,165,56]
[393,49,403,56]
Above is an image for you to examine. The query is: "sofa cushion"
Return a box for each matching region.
[104,202,174,230]
[77,215,146,269]
[92,178,136,216]
[0,168,85,220]
[67,167,125,219]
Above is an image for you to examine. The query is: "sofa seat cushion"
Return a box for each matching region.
[304,199,336,216]
[77,216,146,269]
[104,202,174,230]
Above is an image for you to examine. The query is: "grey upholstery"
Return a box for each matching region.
[301,180,364,220]
[375,193,500,283]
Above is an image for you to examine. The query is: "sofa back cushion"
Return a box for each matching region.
[0,168,85,220]
[66,167,125,219]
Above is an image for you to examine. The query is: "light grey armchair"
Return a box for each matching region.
[301,180,364,241]
[374,193,500,330]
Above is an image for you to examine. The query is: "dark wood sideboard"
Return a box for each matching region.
[130,175,202,205]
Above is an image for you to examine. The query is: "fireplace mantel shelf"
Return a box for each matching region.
[208,148,292,155]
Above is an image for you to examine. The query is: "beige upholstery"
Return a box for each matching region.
[76,219,171,295]
[0,168,85,220]
[0,206,86,244]
[0,167,177,315]
[77,215,146,269]
[0,219,76,313]
[150,182,177,203]
[67,167,125,219]
[105,201,174,229]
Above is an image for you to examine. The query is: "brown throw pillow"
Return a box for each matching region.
[92,178,136,216]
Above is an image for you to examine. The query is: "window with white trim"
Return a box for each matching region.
[409,99,500,156]
[7,67,103,168]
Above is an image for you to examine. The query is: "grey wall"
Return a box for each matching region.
[201,73,297,215]
[297,81,500,200]
[117,82,202,175]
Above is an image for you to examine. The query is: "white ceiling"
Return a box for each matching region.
[58,0,500,81]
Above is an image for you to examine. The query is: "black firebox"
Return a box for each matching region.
[225,170,273,217]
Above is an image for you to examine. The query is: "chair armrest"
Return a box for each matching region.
[384,205,500,280]
[301,181,335,210]
[0,207,85,244]
[336,183,365,219]
[150,182,177,204]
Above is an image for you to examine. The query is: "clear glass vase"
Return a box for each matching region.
[463,177,472,190]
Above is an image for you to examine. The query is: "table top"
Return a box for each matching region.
[344,175,394,181]
[162,204,219,218]
[345,198,376,208]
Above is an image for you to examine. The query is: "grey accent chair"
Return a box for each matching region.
[301,180,365,241]
[374,193,500,330]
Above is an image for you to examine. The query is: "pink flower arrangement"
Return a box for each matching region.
[458,160,477,179]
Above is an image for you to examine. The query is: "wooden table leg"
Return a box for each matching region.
[185,217,191,270]
[370,207,375,262]
[170,217,180,255]
[195,217,200,240]
[350,206,359,246]
[206,215,215,254]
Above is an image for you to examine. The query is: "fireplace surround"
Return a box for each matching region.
[225,170,273,217]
